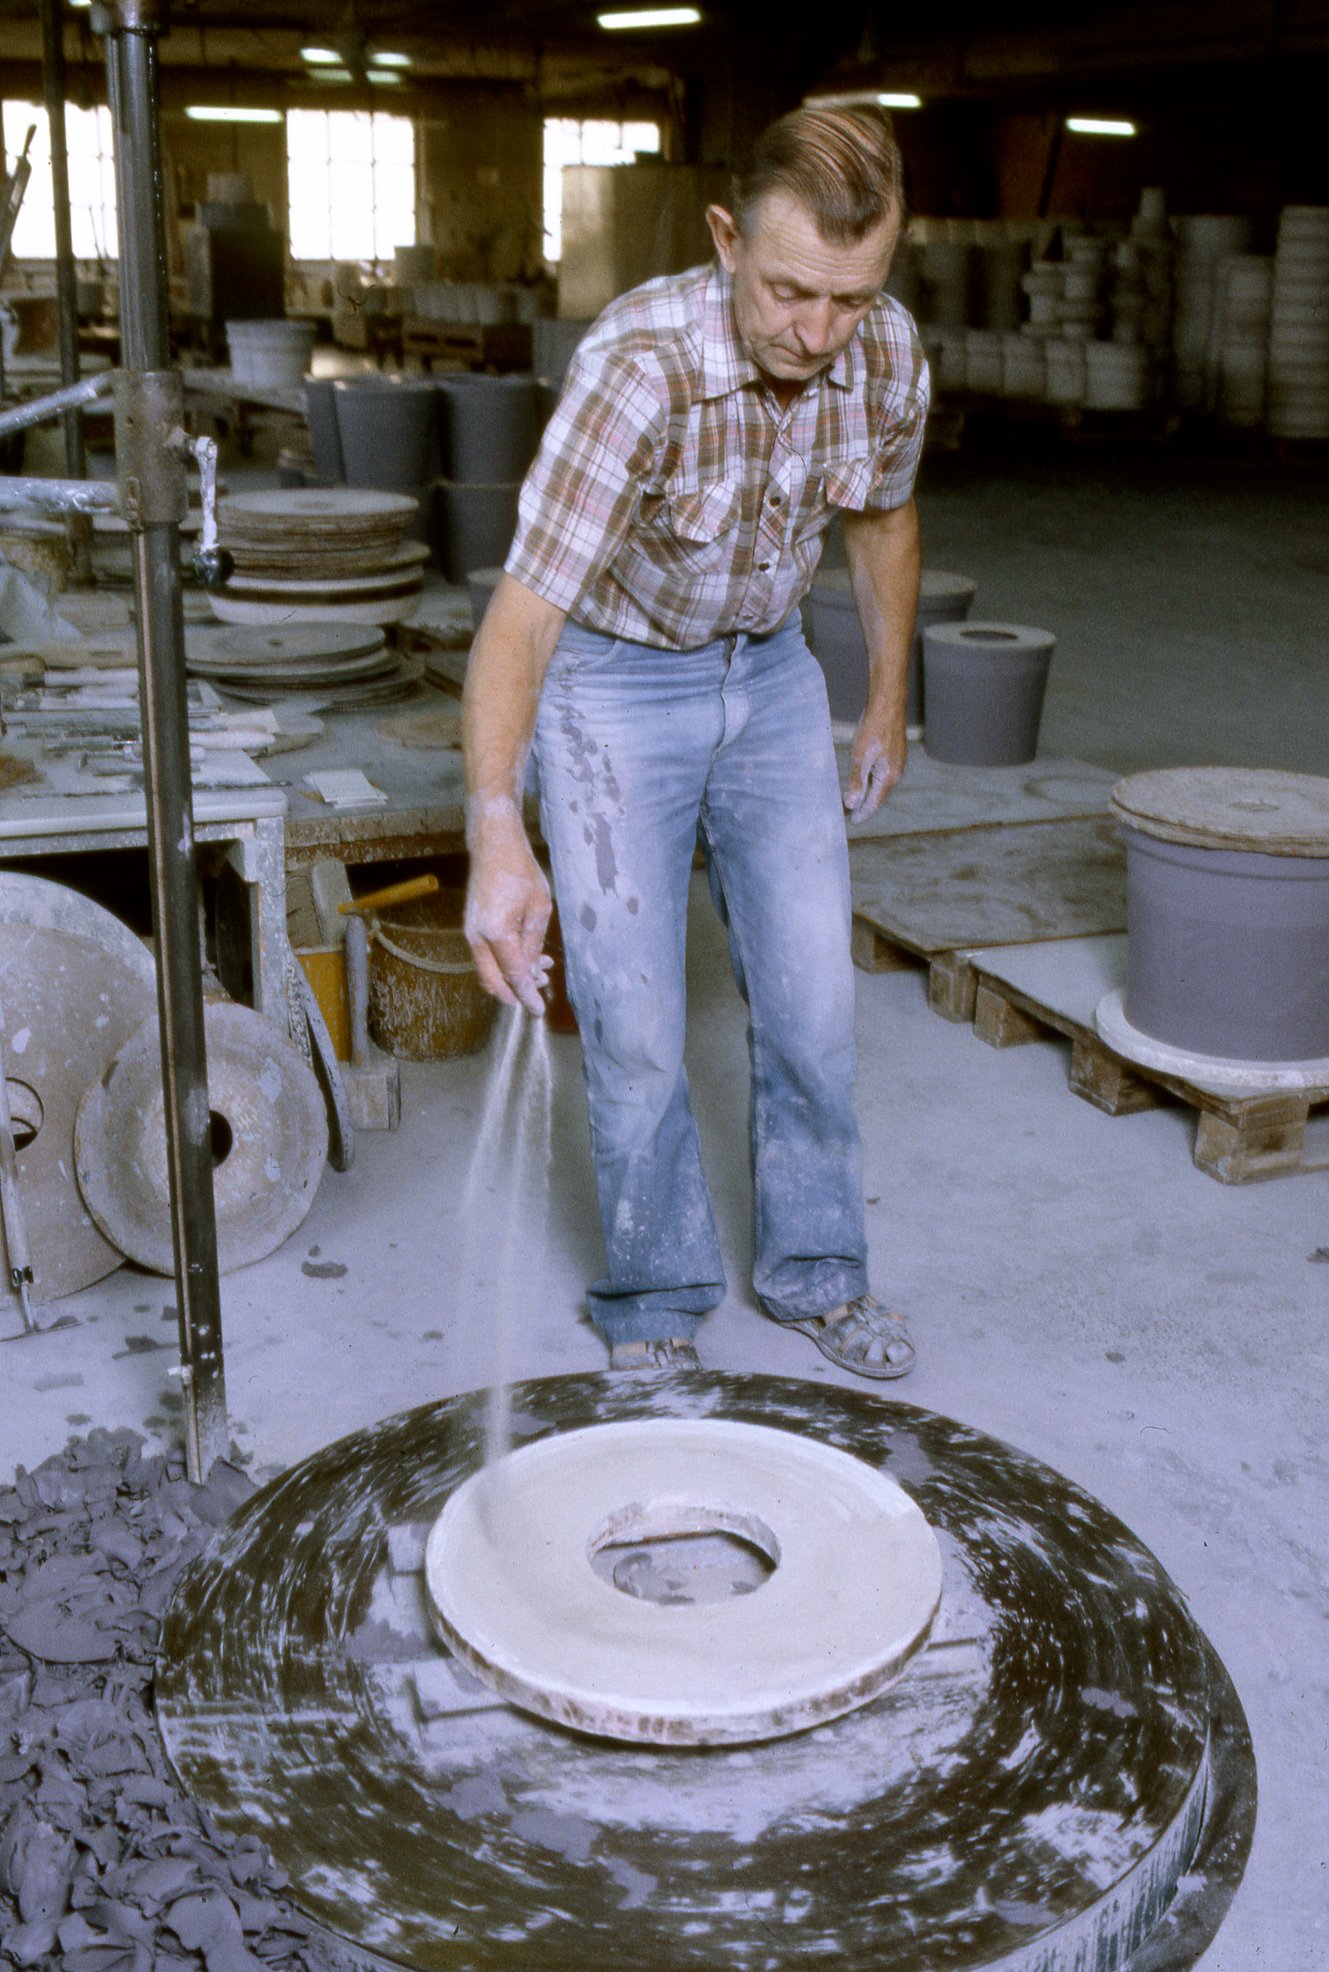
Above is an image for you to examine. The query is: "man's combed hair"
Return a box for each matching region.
[733,105,904,243]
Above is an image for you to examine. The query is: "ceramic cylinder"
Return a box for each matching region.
[302,375,344,483]
[923,622,1055,767]
[333,375,438,494]
[432,481,521,582]
[435,375,542,484]
[1122,831,1329,1060]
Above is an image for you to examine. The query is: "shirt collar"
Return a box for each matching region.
[700,262,866,400]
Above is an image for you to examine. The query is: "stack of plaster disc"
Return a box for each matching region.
[1267,206,1329,440]
[186,624,423,710]
[212,488,426,627]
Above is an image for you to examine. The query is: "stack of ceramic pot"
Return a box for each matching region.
[1171,216,1253,409]
[1266,206,1329,441]
[432,375,542,582]
[1212,256,1274,429]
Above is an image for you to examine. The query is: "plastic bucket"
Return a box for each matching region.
[225,319,316,391]
[923,622,1055,767]
[367,894,496,1060]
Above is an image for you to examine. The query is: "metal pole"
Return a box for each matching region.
[100,1,228,1482]
[0,368,113,439]
[39,0,86,482]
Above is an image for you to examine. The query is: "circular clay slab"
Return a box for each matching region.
[425,1417,942,1745]
[157,1375,1254,1972]
[198,624,386,666]
[1111,767,1329,855]
[0,924,156,1299]
[74,999,327,1275]
[220,487,419,528]
[375,705,462,749]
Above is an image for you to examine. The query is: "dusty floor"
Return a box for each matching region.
[4,434,1327,1969]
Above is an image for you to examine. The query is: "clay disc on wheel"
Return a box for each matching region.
[0,924,156,1299]
[74,999,328,1275]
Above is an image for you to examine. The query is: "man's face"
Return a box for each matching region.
[707,190,899,388]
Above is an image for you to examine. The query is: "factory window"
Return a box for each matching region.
[286,109,415,261]
[2,101,118,260]
[542,117,661,262]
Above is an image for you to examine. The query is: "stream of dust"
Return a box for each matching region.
[459,1005,553,1466]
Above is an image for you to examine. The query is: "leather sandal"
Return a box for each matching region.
[787,1293,915,1380]
[608,1337,702,1372]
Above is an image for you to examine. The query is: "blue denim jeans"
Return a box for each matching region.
[534,615,869,1346]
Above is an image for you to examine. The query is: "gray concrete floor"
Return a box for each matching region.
[4,436,1328,1968]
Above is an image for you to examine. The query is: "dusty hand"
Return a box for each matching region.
[464,798,553,1016]
[843,719,907,825]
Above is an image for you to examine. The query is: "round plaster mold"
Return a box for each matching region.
[156,1374,1256,1972]
[1095,987,1329,1094]
[74,999,328,1274]
[425,1416,942,1745]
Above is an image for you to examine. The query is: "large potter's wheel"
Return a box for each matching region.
[156,1376,1255,1971]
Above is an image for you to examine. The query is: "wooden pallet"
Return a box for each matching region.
[849,816,1127,1022]
[964,938,1329,1184]
[400,319,532,372]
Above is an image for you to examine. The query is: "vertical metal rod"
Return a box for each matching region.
[105,17,228,1481]
[39,0,86,481]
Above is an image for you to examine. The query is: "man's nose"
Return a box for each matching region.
[795,300,836,354]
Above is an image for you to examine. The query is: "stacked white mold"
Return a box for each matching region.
[1171,216,1253,408]
[1267,207,1329,440]
[1212,255,1274,429]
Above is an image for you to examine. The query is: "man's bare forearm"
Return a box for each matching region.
[842,498,921,721]
[462,573,567,831]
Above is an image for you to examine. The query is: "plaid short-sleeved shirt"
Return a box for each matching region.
[505,262,930,651]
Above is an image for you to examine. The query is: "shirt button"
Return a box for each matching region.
[768,492,782,507]
[756,560,771,572]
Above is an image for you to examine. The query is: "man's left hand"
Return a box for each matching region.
[843,713,907,824]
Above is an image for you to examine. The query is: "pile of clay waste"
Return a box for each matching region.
[0,1431,351,1972]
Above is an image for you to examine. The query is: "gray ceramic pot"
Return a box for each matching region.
[432,481,521,582]
[435,375,542,484]
[333,374,438,493]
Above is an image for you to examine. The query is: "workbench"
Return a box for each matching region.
[0,784,289,1026]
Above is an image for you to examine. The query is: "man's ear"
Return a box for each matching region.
[706,204,740,272]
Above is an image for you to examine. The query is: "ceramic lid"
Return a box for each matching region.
[1111,766,1329,855]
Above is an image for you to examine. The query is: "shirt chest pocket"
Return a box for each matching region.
[635,477,742,565]
[793,457,876,541]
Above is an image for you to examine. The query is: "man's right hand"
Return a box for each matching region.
[463,795,553,1017]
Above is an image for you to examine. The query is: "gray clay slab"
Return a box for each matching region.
[849,816,1127,954]
[841,748,1116,840]
[965,932,1129,1025]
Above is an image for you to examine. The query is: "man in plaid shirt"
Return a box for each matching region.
[462,104,929,1377]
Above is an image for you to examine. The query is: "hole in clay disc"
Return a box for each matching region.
[209,1111,235,1167]
[961,628,1021,642]
[588,1503,779,1607]
[5,1080,43,1150]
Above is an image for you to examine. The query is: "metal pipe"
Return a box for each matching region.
[0,370,114,439]
[104,10,228,1482]
[39,0,86,482]
[0,474,117,512]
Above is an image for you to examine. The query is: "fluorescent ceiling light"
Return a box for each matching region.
[877,93,922,109]
[68,0,93,10]
[598,7,701,28]
[370,50,412,66]
[185,106,283,124]
[1066,116,1137,137]
[315,70,355,84]
[368,70,403,84]
[300,46,342,63]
